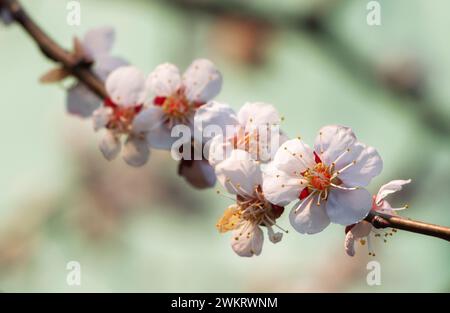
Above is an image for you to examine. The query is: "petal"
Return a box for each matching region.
[82,26,115,59]
[92,107,112,131]
[215,149,262,197]
[122,135,150,167]
[349,221,373,238]
[375,179,411,205]
[93,55,128,81]
[344,231,356,257]
[272,138,315,174]
[231,223,263,257]
[314,125,357,166]
[99,131,121,161]
[262,164,305,206]
[289,195,330,234]
[146,122,181,151]
[105,66,146,106]
[66,83,100,118]
[147,63,181,97]
[337,142,383,188]
[193,101,239,142]
[326,188,372,225]
[207,134,234,167]
[183,59,222,103]
[178,159,217,189]
[132,106,165,134]
[237,102,281,127]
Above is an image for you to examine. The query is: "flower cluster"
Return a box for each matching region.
[28,24,410,258]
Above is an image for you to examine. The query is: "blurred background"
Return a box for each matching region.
[0,0,449,292]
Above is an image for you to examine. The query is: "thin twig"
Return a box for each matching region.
[2,0,450,242]
[0,0,107,98]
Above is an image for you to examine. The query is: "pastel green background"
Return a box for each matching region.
[0,0,449,292]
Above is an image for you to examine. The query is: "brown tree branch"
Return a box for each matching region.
[365,211,450,242]
[0,0,107,98]
[1,0,450,243]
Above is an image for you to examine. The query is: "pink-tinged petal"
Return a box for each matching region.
[237,102,281,127]
[106,66,146,106]
[66,83,100,118]
[314,125,357,166]
[375,179,411,205]
[215,149,262,197]
[147,63,181,97]
[231,222,263,257]
[344,231,356,257]
[349,220,373,238]
[132,106,165,134]
[93,107,112,131]
[183,59,222,103]
[326,188,372,225]
[289,194,330,234]
[122,135,150,167]
[263,164,305,206]
[82,26,115,59]
[93,55,128,81]
[194,101,239,142]
[273,138,315,174]
[99,131,121,161]
[337,142,383,188]
[178,159,217,189]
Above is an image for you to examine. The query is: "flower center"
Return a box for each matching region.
[104,98,142,134]
[153,89,203,127]
[304,162,332,191]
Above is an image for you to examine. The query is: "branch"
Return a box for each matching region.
[2,0,450,244]
[0,0,107,98]
[365,211,450,242]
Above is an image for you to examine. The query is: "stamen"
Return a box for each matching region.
[294,191,317,213]
[331,148,351,167]
[332,160,356,178]
[330,183,359,191]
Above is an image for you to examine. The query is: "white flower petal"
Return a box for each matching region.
[289,195,330,234]
[93,106,112,131]
[237,102,281,127]
[193,101,239,142]
[231,222,263,257]
[122,135,150,167]
[93,55,128,81]
[106,66,146,106]
[147,63,181,97]
[66,83,100,118]
[146,122,183,151]
[262,164,305,206]
[183,59,222,103]
[207,134,233,167]
[314,125,357,166]
[272,138,315,174]
[99,131,121,161]
[375,179,411,205]
[83,26,115,59]
[337,142,383,188]
[326,188,372,225]
[349,221,373,238]
[215,149,262,197]
[132,106,165,134]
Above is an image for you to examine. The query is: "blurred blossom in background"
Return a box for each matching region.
[0,0,449,292]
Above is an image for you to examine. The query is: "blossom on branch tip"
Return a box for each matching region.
[93,66,155,167]
[344,179,411,257]
[145,59,223,151]
[263,125,383,235]
[215,150,287,257]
